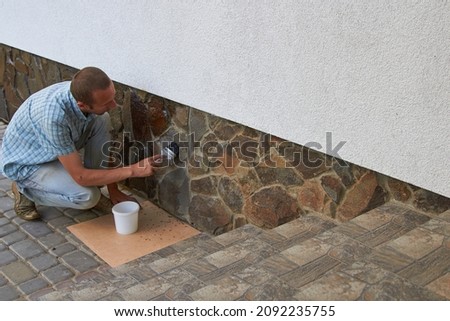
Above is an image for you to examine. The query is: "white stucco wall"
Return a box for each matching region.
[1,0,449,197]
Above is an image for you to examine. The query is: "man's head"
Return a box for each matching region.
[70,67,117,115]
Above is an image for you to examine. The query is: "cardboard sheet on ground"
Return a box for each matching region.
[68,201,200,267]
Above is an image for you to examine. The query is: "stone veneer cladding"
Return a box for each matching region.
[1,44,449,234]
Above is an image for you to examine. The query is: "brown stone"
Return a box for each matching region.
[233,215,248,229]
[290,148,329,179]
[244,186,300,228]
[320,175,344,203]
[189,108,208,140]
[241,126,260,138]
[15,72,30,100]
[235,167,262,197]
[0,46,6,87]
[130,92,154,141]
[14,57,28,74]
[388,178,412,202]
[171,103,188,130]
[189,195,232,234]
[218,177,244,213]
[256,166,303,187]
[191,176,218,196]
[148,95,169,137]
[214,120,241,140]
[336,171,378,221]
[4,83,23,108]
[297,180,326,213]
[413,189,450,214]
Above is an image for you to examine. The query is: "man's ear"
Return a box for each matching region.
[77,101,88,112]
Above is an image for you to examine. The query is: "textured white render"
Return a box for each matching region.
[0,1,449,197]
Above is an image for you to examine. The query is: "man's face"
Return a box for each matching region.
[82,82,117,115]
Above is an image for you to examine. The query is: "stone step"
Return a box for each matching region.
[32,201,449,301]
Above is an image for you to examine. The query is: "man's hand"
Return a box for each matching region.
[130,155,163,177]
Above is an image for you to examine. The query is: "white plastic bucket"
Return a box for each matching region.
[112,201,139,235]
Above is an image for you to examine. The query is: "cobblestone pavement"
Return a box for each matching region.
[1,121,449,300]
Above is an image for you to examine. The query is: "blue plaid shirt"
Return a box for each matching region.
[0,81,95,181]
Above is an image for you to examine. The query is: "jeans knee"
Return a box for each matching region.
[70,187,101,210]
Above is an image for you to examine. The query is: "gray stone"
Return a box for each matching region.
[37,206,64,221]
[0,284,20,300]
[0,250,17,266]
[18,277,49,295]
[47,216,74,232]
[50,243,77,257]
[61,251,100,273]
[37,233,66,250]
[42,264,74,285]
[0,196,14,212]
[159,168,190,218]
[0,217,9,226]
[0,261,36,284]
[29,253,58,272]
[20,221,53,238]
[189,108,208,140]
[255,166,303,186]
[9,239,44,259]
[321,175,344,203]
[191,176,217,196]
[1,230,27,245]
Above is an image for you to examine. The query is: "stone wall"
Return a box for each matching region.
[1,44,449,234]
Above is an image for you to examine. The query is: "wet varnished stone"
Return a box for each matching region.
[413,189,450,214]
[218,176,244,213]
[189,195,232,234]
[255,166,303,187]
[159,167,190,219]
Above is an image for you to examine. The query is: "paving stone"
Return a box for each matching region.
[148,247,208,274]
[338,261,391,285]
[119,275,173,300]
[190,275,251,301]
[315,229,353,246]
[272,217,312,238]
[280,255,340,289]
[122,264,158,282]
[294,271,367,301]
[0,179,13,193]
[50,242,77,257]
[232,265,275,286]
[362,274,444,300]
[18,277,50,295]
[61,250,100,273]
[256,229,287,245]
[258,254,298,276]
[392,209,431,228]
[99,291,126,301]
[37,206,64,221]
[421,218,450,236]
[204,243,252,268]
[0,217,9,226]
[183,258,218,278]
[369,246,414,272]
[397,246,450,286]
[382,227,444,260]
[0,196,14,212]
[328,239,373,263]
[281,238,331,266]
[373,202,408,215]
[243,279,297,300]
[164,279,207,300]
[9,239,44,259]
[171,233,223,254]
[0,261,36,284]
[0,250,17,266]
[426,272,450,300]
[0,274,7,286]
[331,222,369,239]
[28,253,59,272]
[356,222,412,247]
[0,284,20,300]
[438,210,450,222]
[198,258,251,283]
[0,243,5,251]
[47,216,74,232]
[70,282,117,300]
[42,264,74,285]
[271,230,318,251]
[20,221,53,238]
[161,268,196,286]
[0,223,17,237]
[72,211,98,223]
[213,224,262,246]
[37,233,66,250]
[351,210,393,230]
[2,210,16,220]
[1,230,27,245]
[153,246,177,258]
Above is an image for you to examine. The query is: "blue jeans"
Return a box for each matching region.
[10,113,112,209]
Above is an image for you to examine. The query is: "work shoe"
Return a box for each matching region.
[11,182,40,220]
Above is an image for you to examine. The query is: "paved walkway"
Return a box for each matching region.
[0,121,449,300]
